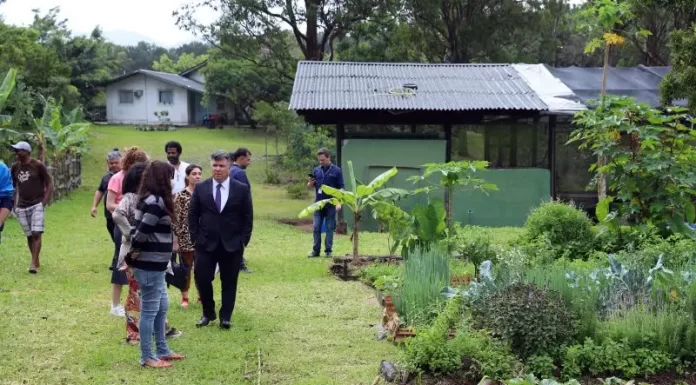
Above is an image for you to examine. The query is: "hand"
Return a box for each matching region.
[173,240,179,253]
[90,207,97,217]
[336,204,342,211]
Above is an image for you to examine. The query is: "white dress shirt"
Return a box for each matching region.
[171,161,190,194]
[212,177,230,212]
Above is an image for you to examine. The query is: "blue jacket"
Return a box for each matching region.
[312,164,344,202]
[0,162,14,198]
[230,164,251,190]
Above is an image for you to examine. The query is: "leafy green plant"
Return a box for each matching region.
[448,223,497,278]
[396,244,450,326]
[0,68,17,127]
[570,96,696,238]
[298,160,408,261]
[408,160,497,227]
[525,355,556,379]
[264,168,281,184]
[471,283,577,359]
[285,182,307,199]
[524,201,595,260]
[562,338,672,379]
[386,198,450,257]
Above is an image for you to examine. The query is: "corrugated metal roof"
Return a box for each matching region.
[105,69,205,94]
[289,61,548,111]
[544,65,684,107]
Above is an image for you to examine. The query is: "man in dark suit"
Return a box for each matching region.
[189,150,253,329]
[229,147,252,274]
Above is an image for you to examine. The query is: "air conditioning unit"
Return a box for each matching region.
[134,90,144,98]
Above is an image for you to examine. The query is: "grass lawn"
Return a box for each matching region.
[0,125,400,385]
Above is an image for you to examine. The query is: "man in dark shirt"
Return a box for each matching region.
[10,141,53,274]
[230,147,252,273]
[91,149,122,269]
[307,148,344,258]
[92,149,122,229]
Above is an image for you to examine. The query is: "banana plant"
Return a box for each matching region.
[29,96,90,162]
[0,68,21,142]
[298,160,409,262]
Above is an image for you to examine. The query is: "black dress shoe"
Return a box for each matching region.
[220,320,231,330]
[196,316,216,327]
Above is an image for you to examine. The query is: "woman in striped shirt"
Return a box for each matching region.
[128,160,184,368]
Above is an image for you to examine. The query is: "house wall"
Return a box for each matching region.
[340,137,551,230]
[106,74,190,125]
[187,69,205,84]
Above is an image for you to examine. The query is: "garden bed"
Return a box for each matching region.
[330,255,403,281]
[277,218,348,234]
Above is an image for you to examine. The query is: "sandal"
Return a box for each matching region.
[181,298,189,309]
[159,352,185,361]
[141,358,172,368]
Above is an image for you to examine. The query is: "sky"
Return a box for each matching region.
[1,0,219,47]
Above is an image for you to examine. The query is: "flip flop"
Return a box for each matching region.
[28,268,37,274]
[141,359,172,368]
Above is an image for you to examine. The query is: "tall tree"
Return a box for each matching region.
[152,52,208,73]
[175,0,383,66]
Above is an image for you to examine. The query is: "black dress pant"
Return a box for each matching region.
[194,244,243,321]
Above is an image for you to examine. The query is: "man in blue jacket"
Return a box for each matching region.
[0,160,14,244]
[230,147,252,273]
[307,148,343,258]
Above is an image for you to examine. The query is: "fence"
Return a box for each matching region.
[44,154,82,203]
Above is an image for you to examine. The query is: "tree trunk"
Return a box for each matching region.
[597,45,610,201]
[352,212,360,262]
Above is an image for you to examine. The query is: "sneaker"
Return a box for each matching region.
[308,252,320,258]
[165,328,183,339]
[240,264,253,274]
[325,252,332,258]
[110,305,126,317]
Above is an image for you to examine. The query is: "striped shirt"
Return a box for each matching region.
[130,194,173,271]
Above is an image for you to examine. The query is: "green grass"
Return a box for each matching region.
[0,126,398,385]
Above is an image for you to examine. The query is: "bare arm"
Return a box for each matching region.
[188,186,201,243]
[40,164,52,206]
[91,191,104,217]
[106,190,119,213]
[112,196,132,237]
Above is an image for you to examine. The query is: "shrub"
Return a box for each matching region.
[471,283,577,359]
[264,168,281,185]
[449,224,497,277]
[286,182,307,199]
[524,201,594,260]
[526,355,556,379]
[400,297,520,380]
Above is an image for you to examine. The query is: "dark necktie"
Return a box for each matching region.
[215,183,222,212]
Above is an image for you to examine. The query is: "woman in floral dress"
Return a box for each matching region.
[113,162,181,344]
[173,164,202,308]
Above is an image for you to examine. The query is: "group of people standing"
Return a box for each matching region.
[90,142,254,368]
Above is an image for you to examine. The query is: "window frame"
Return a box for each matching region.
[118,90,134,104]
[159,90,174,105]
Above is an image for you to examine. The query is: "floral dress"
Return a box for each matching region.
[113,193,175,344]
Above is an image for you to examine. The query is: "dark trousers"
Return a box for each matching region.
[106,215,115,243]
[313,204,336,255]
[194,244,243,321]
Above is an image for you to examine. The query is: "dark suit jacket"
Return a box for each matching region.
[188,177,253,253]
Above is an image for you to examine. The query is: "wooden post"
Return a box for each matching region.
[549,115,557,199]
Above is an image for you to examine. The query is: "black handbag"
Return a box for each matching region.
[166,252,189,290]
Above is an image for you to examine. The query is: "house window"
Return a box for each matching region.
[159,90,173,104]
[119,90,134,104]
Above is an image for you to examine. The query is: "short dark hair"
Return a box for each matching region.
[164,141,182,155]
[316,148,331,158]
[210,150,230,162]
[232,147,251,161]
[121,162,148,195]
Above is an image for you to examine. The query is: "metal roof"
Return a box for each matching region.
[105,69,205,94]
[289,61,548,111]
[179,60,208,77]
[544,65,684,107]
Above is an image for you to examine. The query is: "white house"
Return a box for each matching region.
[105,61,233,126]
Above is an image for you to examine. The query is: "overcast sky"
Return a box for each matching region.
[1,0,218,47]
